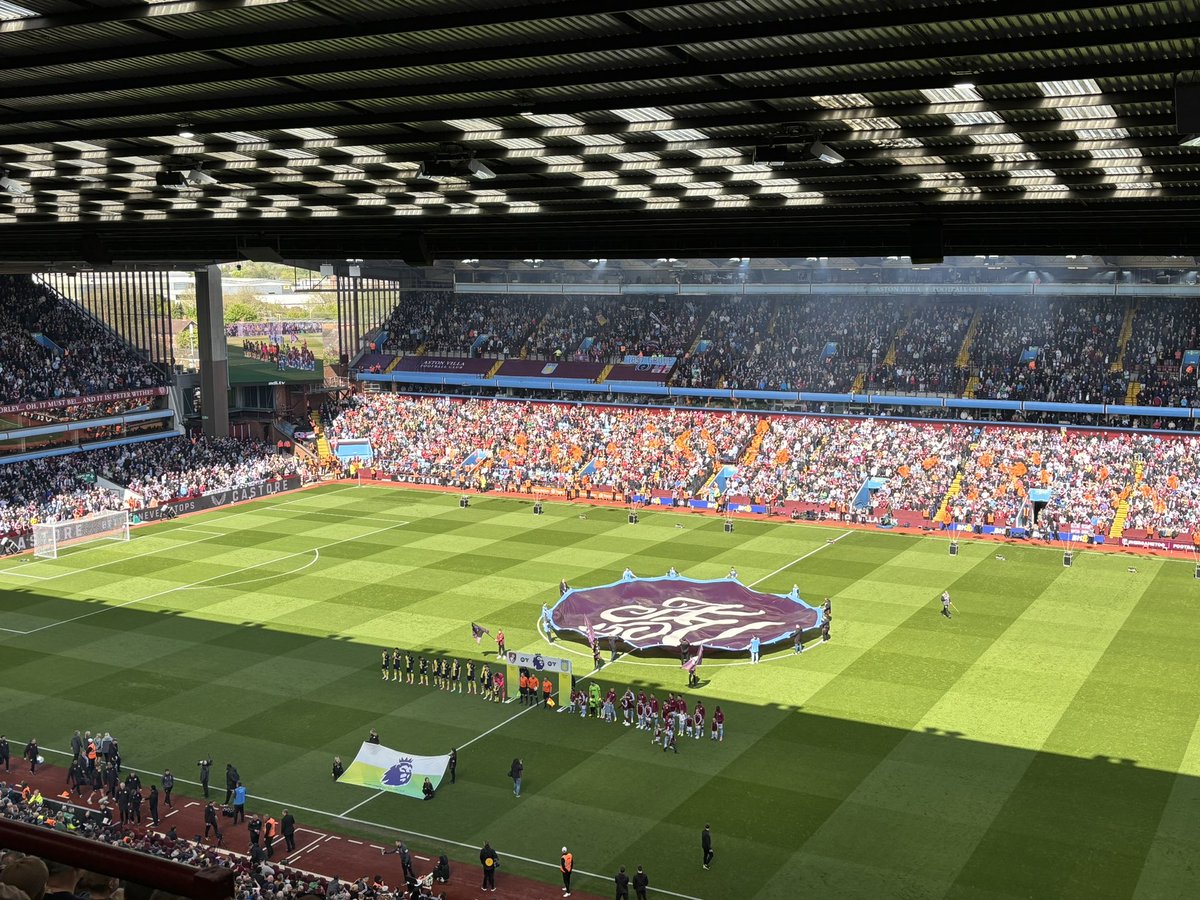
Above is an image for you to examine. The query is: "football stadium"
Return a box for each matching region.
[3,4,1200,900]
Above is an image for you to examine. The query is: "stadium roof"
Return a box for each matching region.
[0,0,1198,266]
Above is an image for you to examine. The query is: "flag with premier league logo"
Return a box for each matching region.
[340,742,451,799]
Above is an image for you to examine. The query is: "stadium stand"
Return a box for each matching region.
[0,279,163,405]
[967,298,1126,403]
[1124,434,1200,538]
[358,292,1200,415]
[335,394,1200,537]
[949,427,1142,534]
[673,296,904,391]
[330,394,756,499]
[0,794,364,900]
[865,300,974,396]
[0,437,295,546]
[1122,299,1200,409]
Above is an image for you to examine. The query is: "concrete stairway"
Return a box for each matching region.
[955,304,984,368]
[1111,300,1137,372]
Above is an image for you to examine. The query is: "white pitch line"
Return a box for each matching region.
[8,519,409,636]
[338,689,565,817]
[178,548,319,591]
[748,529,853,587]
[339,794,383,818]
[458,698,542,750]
[0,488,348,581]
[285,832,325,859]
[29,744,708,900]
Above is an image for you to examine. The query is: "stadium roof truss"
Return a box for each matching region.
[0,0,1198,263]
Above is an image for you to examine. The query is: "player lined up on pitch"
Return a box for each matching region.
[379,647,508,702]
[561,684,728,749]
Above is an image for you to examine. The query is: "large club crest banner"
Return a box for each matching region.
[340,742,450,799]
[549,576,822,651]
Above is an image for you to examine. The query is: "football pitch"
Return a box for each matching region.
[2,483,1198,900]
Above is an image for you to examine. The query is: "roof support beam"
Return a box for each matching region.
[1,20,1195,124]
[0,89,1168,169]
[0,59,1180,145]
[1,2,1169,99]
[0,0,1131,73]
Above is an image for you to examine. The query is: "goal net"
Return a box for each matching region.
[33,510,130,560]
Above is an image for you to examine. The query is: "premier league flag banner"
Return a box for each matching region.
[340,742,450,799]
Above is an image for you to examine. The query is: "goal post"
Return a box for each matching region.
[33,510,130,560]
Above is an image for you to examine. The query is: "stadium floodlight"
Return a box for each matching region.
[34,510,130,559]
[466,158,496,179]
[177,124,196,139]
[0,171,29,195]
[953,81,976,90]
[185,168,218,186]
[809,140,844,164]
[423,155,498,180]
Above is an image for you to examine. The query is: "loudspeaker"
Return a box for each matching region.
[533,501,543,516]
[1063,551,1073,567]
[948,540,959,556]
[459,495,470,508]
[628,511,639,525]
[724,519,734,533]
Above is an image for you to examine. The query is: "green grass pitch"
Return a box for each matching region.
[2,483,1199,900]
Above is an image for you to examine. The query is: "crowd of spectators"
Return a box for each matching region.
[0,436,295,542]
[377,291,449,355]
[377,292,705,364]
[1122,299,1200,409]
[0,277,163,406]
[379,293,541,358]
[1124,434,1200,537]
[948,427,1143,535]
[674,297,904,392]
[722,417,962,515]
[0,782,431,900]
[970,298,1125,403]
[866,301,974,396]
[363,292,1200,409]
[330,394,756,497]
[333,393,1200,536]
